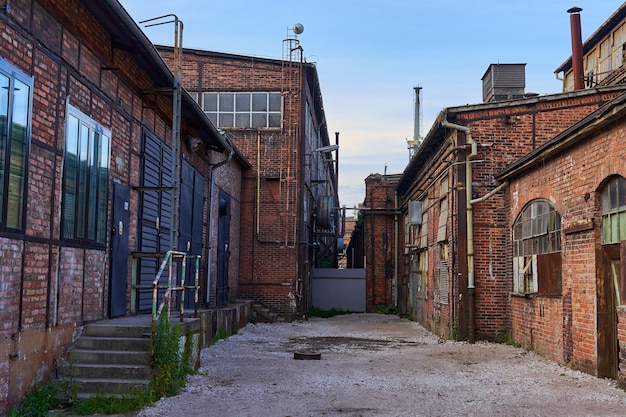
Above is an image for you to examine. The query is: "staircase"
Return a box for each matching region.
[250,302,287,323]
[55,318,153,399]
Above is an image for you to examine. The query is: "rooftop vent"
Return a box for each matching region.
[482,63,526,102]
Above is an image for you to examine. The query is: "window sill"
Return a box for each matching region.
[510,292,562,299]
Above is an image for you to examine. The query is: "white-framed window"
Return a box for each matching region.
[512,200,561,295]
[437,177,448,242]
[0,58,32,230]
[601,176,626,244]
[417,196,428,249]
[62,104,111,244]
[201,92,281,129]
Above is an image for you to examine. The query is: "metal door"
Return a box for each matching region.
[178,159,205,308]
[597,244,618,379]
[136,131,173,313]
[216,191,231,306]
[109,183,130,317]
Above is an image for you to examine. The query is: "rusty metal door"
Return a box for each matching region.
[597,244,618,379]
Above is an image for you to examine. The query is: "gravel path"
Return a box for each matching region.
[138,314,626,416]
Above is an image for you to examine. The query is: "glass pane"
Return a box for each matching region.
[269,112,281,128]
[269,93,281,111]
[77,123,90,238]
[235,113,250,128]
[0,74,9,221]
[202,93,217,111]
[620,211,626,242]
[7,80,30,228]
[218,93,234,111]
[251,113,267,128]
[251,93,267,111]
[88,131,98,240]
[619,177,626,210]
[602,214,611,243]
[612,212,619,243]
[207,113,217,126]
[235,93,250,111]
[63,115,80,239]
[219,113,233,127]
[97,134,110,243]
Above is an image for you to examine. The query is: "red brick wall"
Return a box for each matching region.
[508,114,626,379]
[161,48,321,317]
[0,1,240,412]
[395,89,626,342]
[364,174,397,311]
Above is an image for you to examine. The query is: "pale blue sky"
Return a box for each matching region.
[121,1,622,209]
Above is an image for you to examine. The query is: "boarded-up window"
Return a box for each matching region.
[512,200,561,295]
[612,23,626,71]
[417,196,428,249]
[438,260,448,304]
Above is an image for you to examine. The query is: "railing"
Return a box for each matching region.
[151,250,201,324]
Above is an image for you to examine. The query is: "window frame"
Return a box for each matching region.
[201,91,282,129]
[512,199,562,295]
[61,103,111,245]
[601,176,626,245]
[0,58,33,231]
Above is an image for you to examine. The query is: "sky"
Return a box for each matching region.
[120,1,623,210]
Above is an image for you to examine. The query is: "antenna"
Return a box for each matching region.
[293,23,304,35]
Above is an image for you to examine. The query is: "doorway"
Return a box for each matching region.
[597,244,619,379]
[109,183,130,317]
[216,191,231,306]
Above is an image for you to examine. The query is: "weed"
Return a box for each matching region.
[151,311,188,398]
[213,326,229,343]
[307,307,352,318]
[7,384,62,417]
[494,328,521,348]
[374,304,398,315]
[69,388,152,415]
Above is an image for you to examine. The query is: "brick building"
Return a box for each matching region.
[389,82,626,341]
[157,45,338,319]
[0,1,246,412]
[497,91,626,385]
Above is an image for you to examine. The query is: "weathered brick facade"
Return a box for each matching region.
[158,46,337,318]
[0,1,241,412]
[389,86,626,344]
[498,93,626,384]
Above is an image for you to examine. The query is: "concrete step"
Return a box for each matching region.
[83,324,151,339]
[67,377,151,396]
[67,349,151,366]
[57,361,152,380]
[76,336,151,351]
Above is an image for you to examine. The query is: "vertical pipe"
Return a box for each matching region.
[568,7,585,91]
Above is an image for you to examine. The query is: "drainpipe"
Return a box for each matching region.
[441,118,477,343]
[206,136,234,302]
[394,191,399,312]
[568,6,585,91]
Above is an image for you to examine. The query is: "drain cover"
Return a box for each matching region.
[293,350,321,360]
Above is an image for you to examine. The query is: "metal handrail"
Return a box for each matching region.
[151,250,201,324]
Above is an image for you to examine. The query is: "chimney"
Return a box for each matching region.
[568,6,585,90]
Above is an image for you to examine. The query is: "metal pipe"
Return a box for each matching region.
[441,118,476,343]
[568,7,585,91]
[470,180,509,204]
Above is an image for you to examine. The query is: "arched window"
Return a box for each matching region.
[512,200,561,295]
[601,176,626,245]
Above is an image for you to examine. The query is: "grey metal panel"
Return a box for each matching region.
[311,268,366,312]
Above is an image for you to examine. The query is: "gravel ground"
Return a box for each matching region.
[138,313,626,417]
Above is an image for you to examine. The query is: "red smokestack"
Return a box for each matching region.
[568,6,585,90]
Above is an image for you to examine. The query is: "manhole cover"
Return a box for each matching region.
[293,350,321,360]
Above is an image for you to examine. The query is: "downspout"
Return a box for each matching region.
[394,191,399,312]
[206,139,234,302]
[441,118,477,343]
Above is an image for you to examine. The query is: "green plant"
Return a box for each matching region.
[69,388,152,415]
[8,383,62,417]
[151,311,188,398]
[307,307,352,318]
[494,328,521,348]
[213,326,229,343]
[374,304,398,315]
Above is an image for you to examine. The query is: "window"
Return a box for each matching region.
[437,177,448,242]
[601,176,626,244]
[62,104,110,244]
[417,196,428,249]
[512,200,562,295]
[0,59,32,230]
[202,92,281,128]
